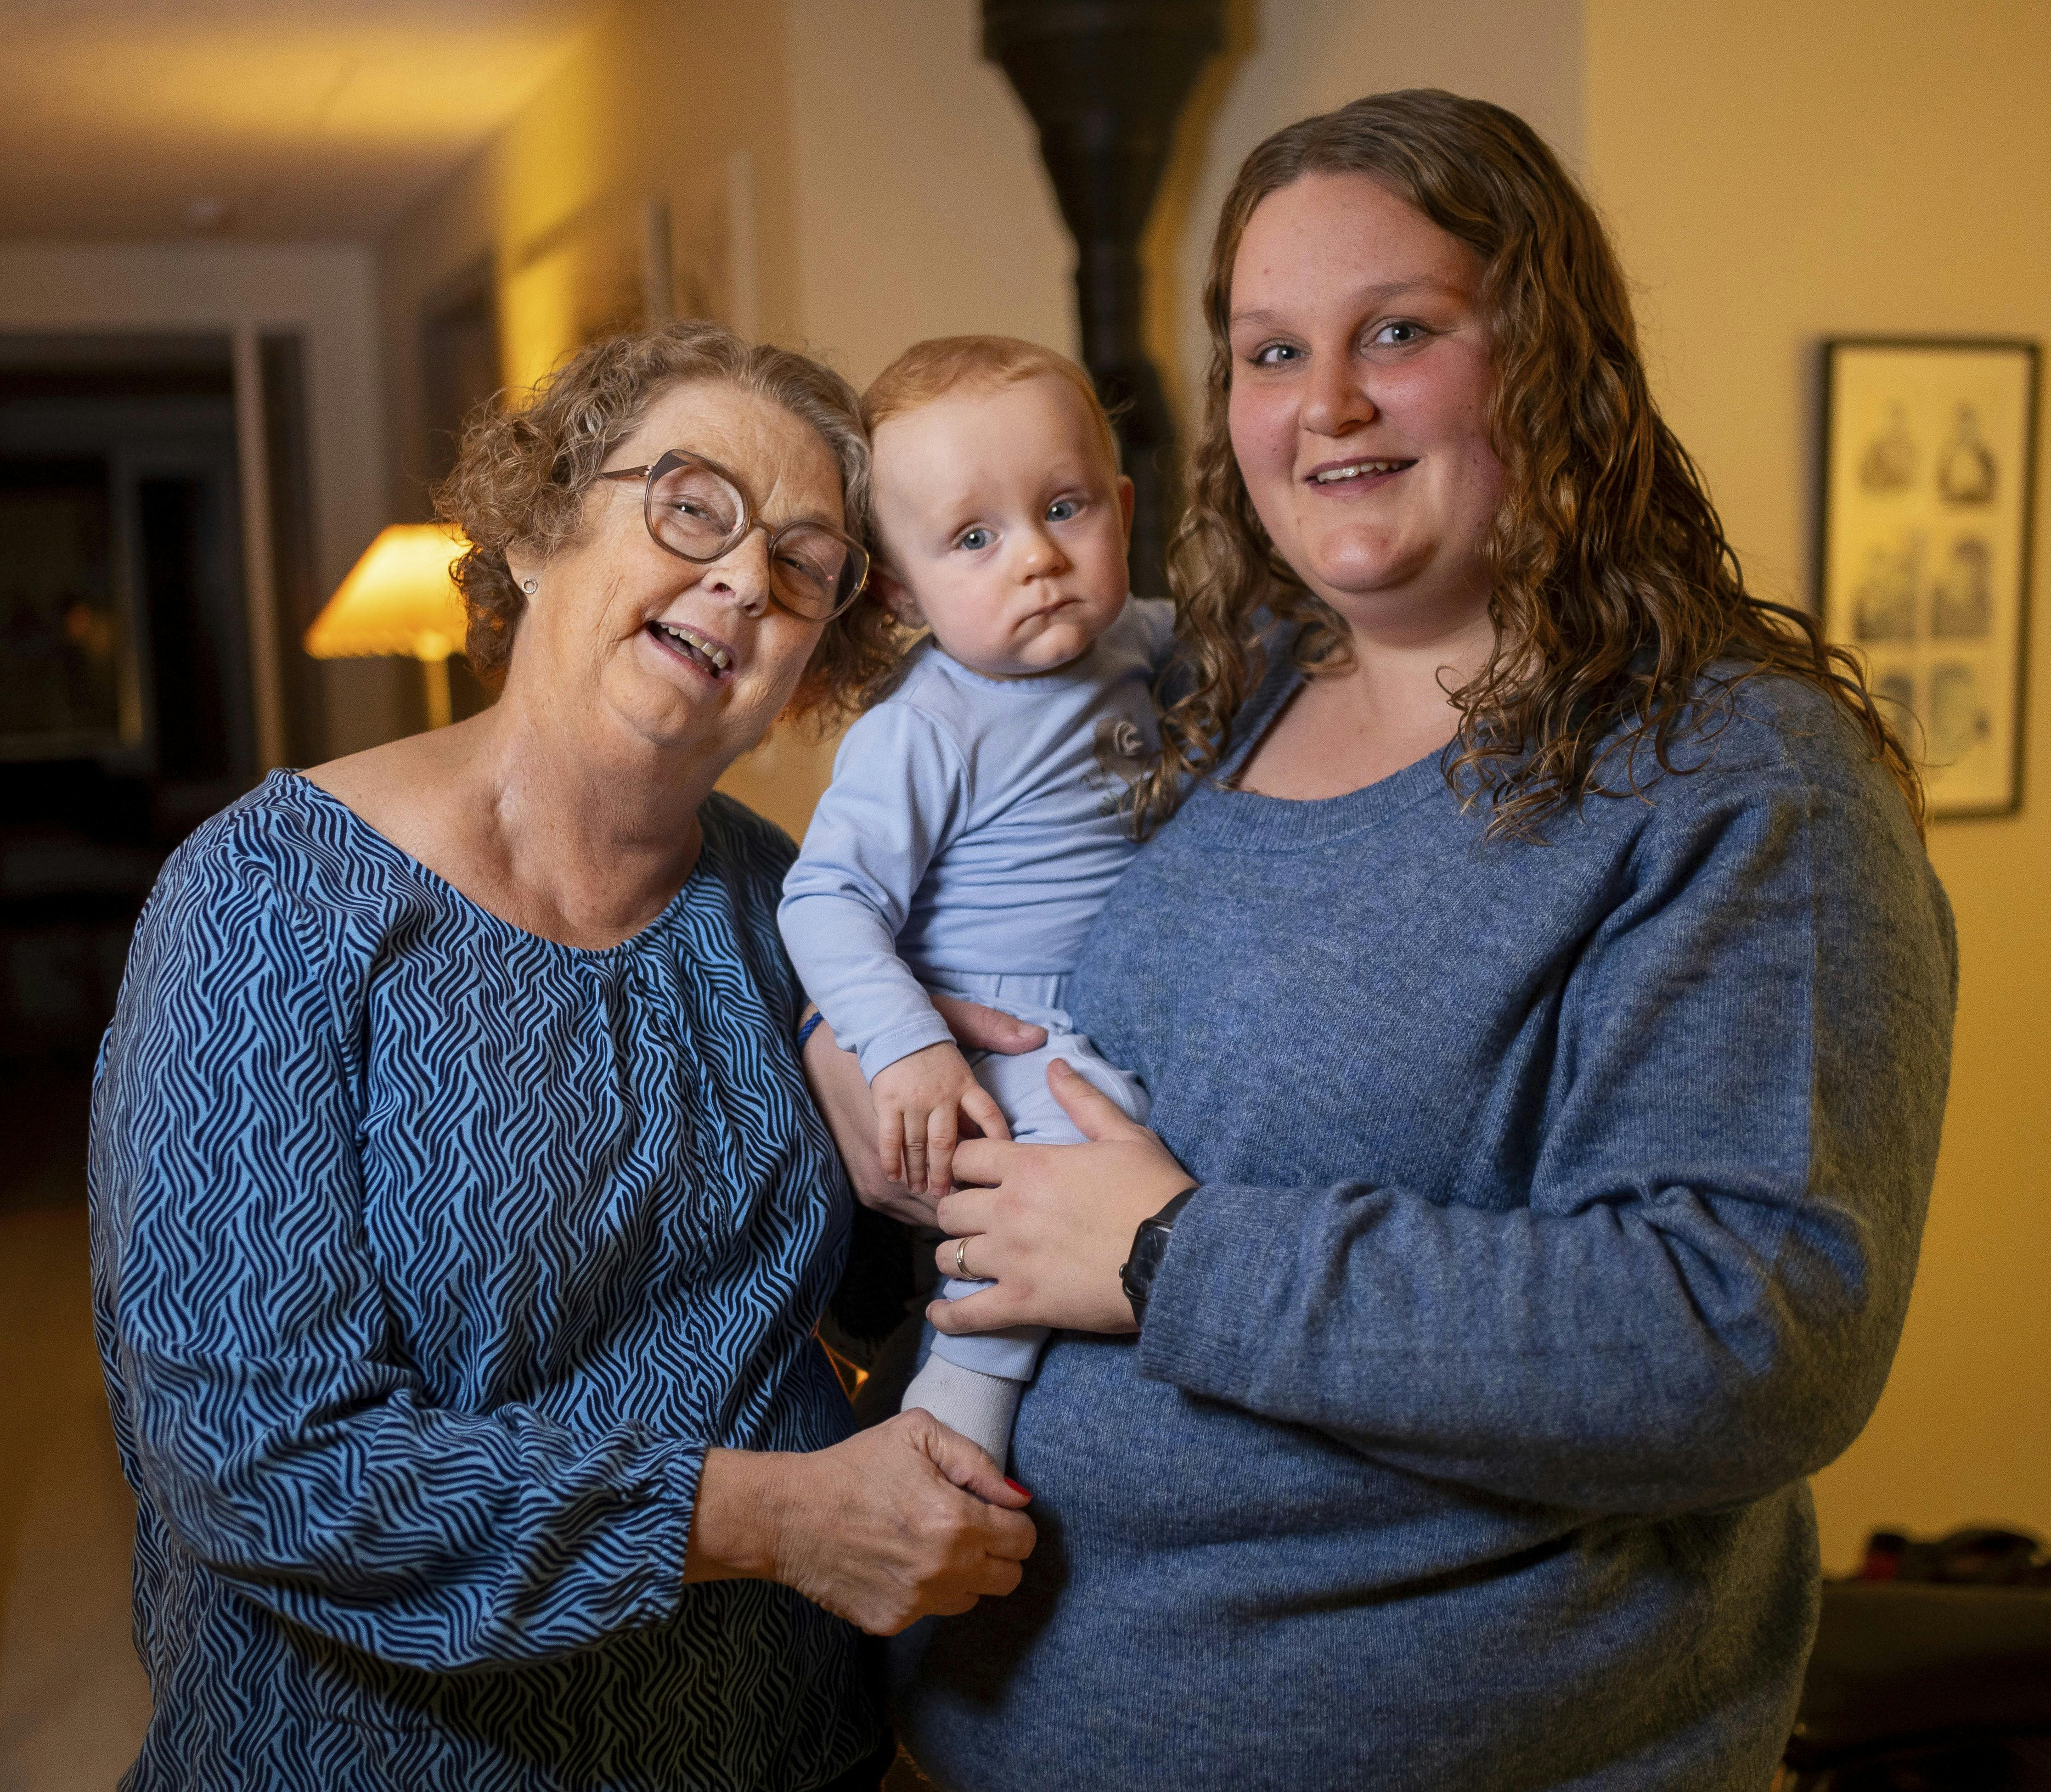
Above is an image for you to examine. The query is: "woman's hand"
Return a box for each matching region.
[685,1414,1035,1635]
[935,1060,1196,1337]
[800,1001,1048,1227]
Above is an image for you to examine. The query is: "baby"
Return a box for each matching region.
[778,335,1172,1470]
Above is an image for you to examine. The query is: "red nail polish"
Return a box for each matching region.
[1004,1477,1031,1499]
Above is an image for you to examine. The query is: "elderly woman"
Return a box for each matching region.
[89,322,1032,1791]
[809,93,1957,1789]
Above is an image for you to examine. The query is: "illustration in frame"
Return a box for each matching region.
[1820,337,2038,818]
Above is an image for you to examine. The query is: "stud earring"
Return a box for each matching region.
[522,579,538,594]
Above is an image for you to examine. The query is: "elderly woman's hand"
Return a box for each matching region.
[686,1413,1035,1635]
[933,1060,1197,1337]
[801,998,1048,1227]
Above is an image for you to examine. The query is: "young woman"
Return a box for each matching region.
[806,90,1958,1789]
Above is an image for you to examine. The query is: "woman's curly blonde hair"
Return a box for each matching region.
[433,319,900,720]
[1133,89,1923,839]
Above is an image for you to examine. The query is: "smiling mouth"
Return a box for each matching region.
[647,618,735,678]
[1308,458,1416,485]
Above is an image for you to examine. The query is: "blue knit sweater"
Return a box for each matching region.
[891,657,1956,1791]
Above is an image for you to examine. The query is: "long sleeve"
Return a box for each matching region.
[1136,749,1957,1515]
[92,846,701,1670]
[779,701,971,1079]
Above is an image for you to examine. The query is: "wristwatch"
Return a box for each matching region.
[1118,1187,1198,1324]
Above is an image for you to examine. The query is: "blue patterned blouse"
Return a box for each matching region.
[89,773,879,1791]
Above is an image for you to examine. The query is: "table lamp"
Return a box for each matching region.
[305,523,471,729]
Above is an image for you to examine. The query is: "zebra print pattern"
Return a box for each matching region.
[88,775,881,1790]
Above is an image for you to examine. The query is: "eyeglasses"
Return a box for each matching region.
[597,449,869,623]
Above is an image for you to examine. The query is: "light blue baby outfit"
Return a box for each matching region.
[779,596,1173,1380]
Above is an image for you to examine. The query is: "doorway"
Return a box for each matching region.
[0,330,313,1066]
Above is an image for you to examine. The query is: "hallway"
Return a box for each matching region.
[0,1073,151,1790]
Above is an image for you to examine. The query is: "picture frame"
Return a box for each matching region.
[1818,337,2039,819]
[0,455,146,763]
[496,156,756,394]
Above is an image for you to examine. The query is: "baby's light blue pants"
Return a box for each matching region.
[926,972,1150,1382]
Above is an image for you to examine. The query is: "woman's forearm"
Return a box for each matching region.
[682,1448,782,1583]
[120,1336,708,1669]
[1134,1175,1888,1513]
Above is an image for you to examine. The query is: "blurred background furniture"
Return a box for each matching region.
[1782,1530,2051,1791]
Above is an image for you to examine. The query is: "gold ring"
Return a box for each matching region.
[953,1236,970,1279]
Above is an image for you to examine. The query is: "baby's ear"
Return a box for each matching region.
[1115,474,1135,539]
[872,566,924,628]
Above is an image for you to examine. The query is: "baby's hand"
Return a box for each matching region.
[871,1042,1011,1199]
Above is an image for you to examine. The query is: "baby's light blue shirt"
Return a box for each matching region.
[779,596,1174,1080]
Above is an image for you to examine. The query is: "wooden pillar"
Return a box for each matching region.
[982,0,1226,601]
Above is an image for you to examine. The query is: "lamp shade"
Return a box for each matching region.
[306,523,469,663]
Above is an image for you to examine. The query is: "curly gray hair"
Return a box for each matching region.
[434,320,879,709]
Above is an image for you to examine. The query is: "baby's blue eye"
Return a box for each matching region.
[957,528,992,552]
[1046,498,1080,522]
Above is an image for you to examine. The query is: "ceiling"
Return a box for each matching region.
[0,0,613,242]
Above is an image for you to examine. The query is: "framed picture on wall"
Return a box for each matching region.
[1819,337,2039,818]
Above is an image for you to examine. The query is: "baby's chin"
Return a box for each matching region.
[988,607,1128,675]
[946,630,1094,681]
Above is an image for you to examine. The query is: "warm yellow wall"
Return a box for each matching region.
[725,0,1084,835]
[1586,0,2051,1571]
[377,0,806,519]
[375,0,819,814]
[1165,0,1583,418]
[767,0,2047,1567]
[783,0,1076,390]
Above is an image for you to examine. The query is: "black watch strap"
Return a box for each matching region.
[1119,1186,1198,1323]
